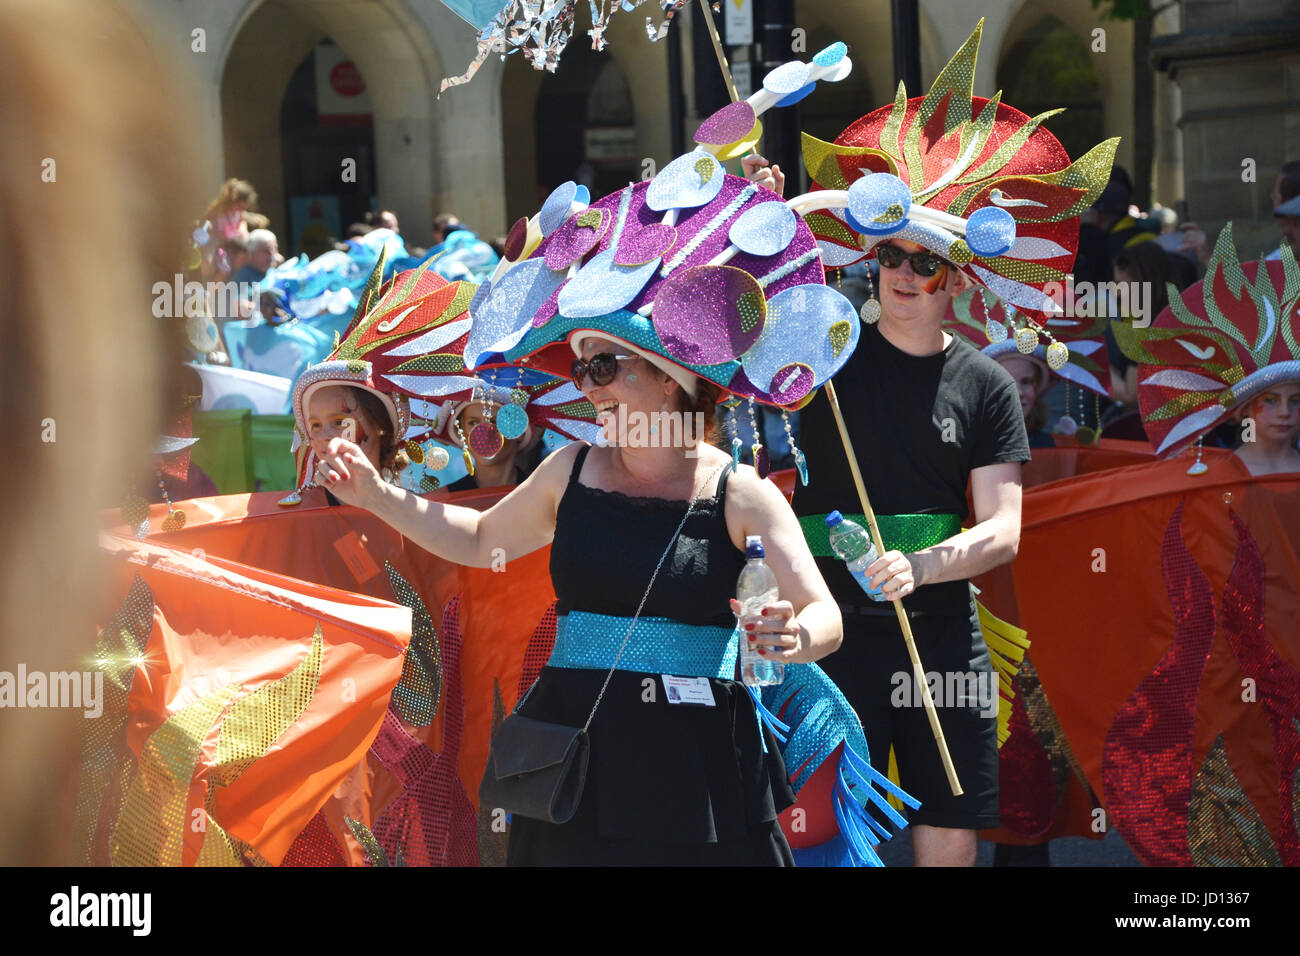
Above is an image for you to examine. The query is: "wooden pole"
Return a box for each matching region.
[823,380,962,794]
[697,0,739,103]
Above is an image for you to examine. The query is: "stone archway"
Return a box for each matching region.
[218,0,443,247]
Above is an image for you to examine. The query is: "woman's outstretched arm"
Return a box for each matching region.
[317,437,582,568]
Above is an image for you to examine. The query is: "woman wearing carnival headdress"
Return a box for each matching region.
[312,41,919,865]
[945,287,1117,449]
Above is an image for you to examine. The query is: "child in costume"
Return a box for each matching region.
[1002,226,1300,866]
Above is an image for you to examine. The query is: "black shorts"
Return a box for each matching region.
[819,599,1000,830]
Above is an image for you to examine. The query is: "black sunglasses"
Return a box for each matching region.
[571,352,636,390]
[876,244,947,277]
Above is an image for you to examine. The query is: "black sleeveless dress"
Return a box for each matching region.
[502,445,795,866]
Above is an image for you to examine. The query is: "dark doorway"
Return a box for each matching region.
[280,40,377,257]
[534,42,637,202]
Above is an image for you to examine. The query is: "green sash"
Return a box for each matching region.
[799,512,962,557]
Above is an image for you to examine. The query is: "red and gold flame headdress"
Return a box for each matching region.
[1114,225,1300,458]
[288,251,595,495]
[799,20,1118,342]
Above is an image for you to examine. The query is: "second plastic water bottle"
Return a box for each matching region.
[826,511,887,601]
[736,535,784,686]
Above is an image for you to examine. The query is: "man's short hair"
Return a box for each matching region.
[247,229,277,253]
[221,235,248,255]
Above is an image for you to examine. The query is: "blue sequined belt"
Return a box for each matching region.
[549,611,739,679]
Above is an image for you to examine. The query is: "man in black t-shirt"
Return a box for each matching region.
[798,239,1029,866]
[749,145,1031,866]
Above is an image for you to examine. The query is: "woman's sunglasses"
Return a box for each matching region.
[571,352,636,390]
[875,244,947,277]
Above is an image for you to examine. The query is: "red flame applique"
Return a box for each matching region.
[1220,510,1300,864]
[1102,503,1215,865]
[368,596,479,866]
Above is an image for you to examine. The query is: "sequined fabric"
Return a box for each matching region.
[386,563,443,727]
[367,597,479,867]
[211,632,322,787]
[74,575,153,865]
[548,611,739,678]
[112,684,242,866]
[1102,504,1214,867]
[517,602,558,699]
[996,681,1059,839]
[799,512,961,557]
[282,810,347,867]
[476,680,510,868]
[1188,736,1282,866]
[1219,510,1300,865]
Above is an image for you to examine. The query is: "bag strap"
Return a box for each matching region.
[577,461,727,733]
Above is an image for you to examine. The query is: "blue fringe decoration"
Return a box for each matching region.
[745,684,790,754]
[761,663,922,867]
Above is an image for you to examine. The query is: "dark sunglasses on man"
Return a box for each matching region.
[571,352,637,390]
[875,243,948,277]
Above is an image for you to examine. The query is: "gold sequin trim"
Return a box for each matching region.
[1188,735,1281,866]
[211,629,322,788]
[386,563,443,727]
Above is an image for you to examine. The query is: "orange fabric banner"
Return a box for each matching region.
[1010,451,1300,864]
[90,532,410,865]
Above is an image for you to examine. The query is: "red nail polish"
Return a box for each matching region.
[744,623,754,631]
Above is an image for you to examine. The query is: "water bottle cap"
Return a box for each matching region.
[825,510,843,527]
[744,534,765,558]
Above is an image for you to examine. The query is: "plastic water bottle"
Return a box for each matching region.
[737,535,784,686]
[826,511,887,601]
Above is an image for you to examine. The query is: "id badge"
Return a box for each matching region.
[661,675,716,707]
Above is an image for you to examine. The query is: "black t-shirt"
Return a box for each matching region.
[792,323,1030,611]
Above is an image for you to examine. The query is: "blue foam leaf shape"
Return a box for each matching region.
[812,42,847,67]
[463,258,565,368]
[645,151,725,212]
[847,173,913,236]
[776,81,817,107]
[537,181,579,236]
[740,283,860,395]
[966,205,1017,258]
[556,248,661,318]
[762,60,811,97]
[728,202,798,257]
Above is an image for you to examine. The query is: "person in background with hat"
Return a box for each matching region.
[432,386,544,493]
[1268,161,1300,262]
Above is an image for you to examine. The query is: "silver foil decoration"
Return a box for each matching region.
[440,0,693,91]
